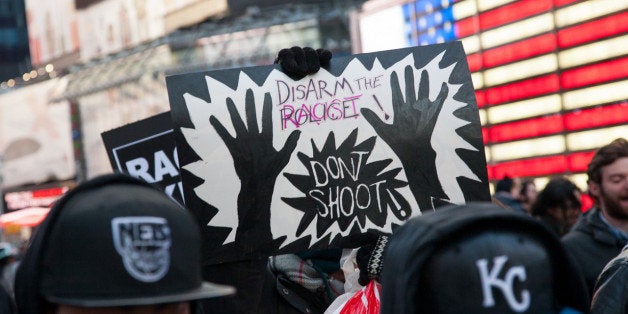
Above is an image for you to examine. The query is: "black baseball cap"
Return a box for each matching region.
[15,173,234,311]
[380,202,589,314]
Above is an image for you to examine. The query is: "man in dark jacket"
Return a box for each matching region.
[561,138,628,296]
[590,244,628,313]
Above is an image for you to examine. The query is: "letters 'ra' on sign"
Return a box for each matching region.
[101,112,185,204]
[166,42,490,263]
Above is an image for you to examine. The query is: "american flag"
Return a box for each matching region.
[357,0,628,191]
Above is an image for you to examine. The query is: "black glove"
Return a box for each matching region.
[275,46,332,79]
[356,235,389,286]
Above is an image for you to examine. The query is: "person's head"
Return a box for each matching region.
[586,138,628,221]
[518,179,537,213]
[531,177,581,234]
[495,176,521,198]
[380,202,589,314]
[14,173,235,314]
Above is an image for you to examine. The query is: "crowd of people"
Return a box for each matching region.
[490,138,628,313]
[0,47,626,313]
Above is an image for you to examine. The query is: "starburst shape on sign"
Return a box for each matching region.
[282,128,411,239]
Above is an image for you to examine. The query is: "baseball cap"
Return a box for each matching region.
[15,173,234,311]
[380,202,589,314]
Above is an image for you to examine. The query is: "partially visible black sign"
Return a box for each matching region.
[101,112,184,204]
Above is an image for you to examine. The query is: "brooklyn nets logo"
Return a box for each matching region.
[111,216,172,282]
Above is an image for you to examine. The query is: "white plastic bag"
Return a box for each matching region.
[325,249,382,314]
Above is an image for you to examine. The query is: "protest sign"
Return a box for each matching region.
[167,42,490,263]
[101,111,184,204]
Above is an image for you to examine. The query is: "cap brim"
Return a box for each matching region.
[46,281,235,308]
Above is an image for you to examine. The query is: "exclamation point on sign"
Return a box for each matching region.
[372,95,390,120]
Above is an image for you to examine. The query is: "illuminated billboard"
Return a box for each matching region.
[352,0,628,191]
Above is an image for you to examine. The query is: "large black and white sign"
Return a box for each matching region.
[101,112,184,204]
[167,42,490,263]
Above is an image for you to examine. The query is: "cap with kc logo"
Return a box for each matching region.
[14,173,234,312]
[380,202,589,314]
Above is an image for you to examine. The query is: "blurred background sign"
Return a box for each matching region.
[0,206,50,228]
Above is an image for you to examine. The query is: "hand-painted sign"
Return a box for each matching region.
[101,111,184,204]
[166,42,490,264]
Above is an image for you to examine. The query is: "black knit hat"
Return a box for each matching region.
[380,202,589,314]
[15,173,234,312]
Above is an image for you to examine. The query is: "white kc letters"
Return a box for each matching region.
[476,255,530,312]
